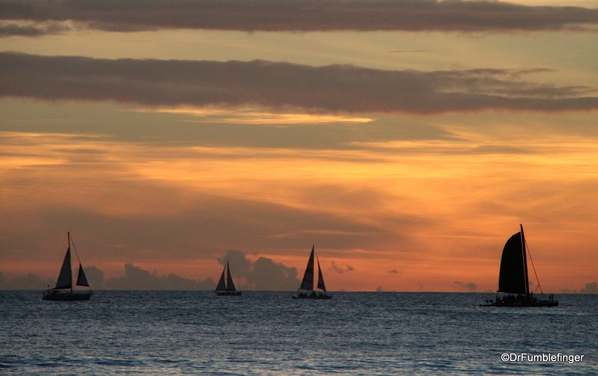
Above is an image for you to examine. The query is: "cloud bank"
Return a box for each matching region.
[1,0,598,36]
[2,52,597,114]
[102,263,216,290]
[0,253,300,291]
[219,250,300,291]
[453,280,477,292]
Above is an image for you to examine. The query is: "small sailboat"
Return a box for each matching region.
[42,232,92,301]
[481,225,558,307]
[293,245,332,299]
[215,261,242,296]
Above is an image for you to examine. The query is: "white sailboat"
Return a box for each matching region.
[481,224,558,307]
[215,261,242,296]
[293,245,332,299]
[42,232,92,301]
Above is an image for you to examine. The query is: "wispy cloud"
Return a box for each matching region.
[2,53,597,114]
[1,0,598,36]
[136,107,373,125]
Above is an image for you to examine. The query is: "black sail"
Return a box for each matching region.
[76,264,90,287]
[298,245,315,291]
[225,261,237,291]
[215,267,226,292]
[497,231,528,294]
[55,247,73,290]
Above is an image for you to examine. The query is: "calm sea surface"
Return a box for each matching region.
[0,291,596,375]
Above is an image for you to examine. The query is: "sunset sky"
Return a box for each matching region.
[1,0,597,292]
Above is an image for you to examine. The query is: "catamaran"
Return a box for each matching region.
[293,245,332,299]
[215,261,242,296]
[42,232,92,301]
[481,225,558,307]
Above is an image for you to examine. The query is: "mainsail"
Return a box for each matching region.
[55,246,73,289]
[225,261,236,291]
[216,267,227,291]
[299,245,316,291]
[498,225,529,295]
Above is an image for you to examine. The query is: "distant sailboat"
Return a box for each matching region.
[215,261,242,296]
[481,225,558,307]
[42,232,92,301]
[293,245,332,299]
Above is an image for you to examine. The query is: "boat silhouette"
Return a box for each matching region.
[42,232,92,301]
[481,225,558,307]
[215,260,242,296]
[293,245,332,300]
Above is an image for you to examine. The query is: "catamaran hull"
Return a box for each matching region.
[292,293,332,300]
[480,295,558,307]
[215,291,242,296]
[42,291,92,301]
[480,300,558,307]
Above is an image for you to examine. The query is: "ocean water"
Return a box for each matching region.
[0,291,596,375]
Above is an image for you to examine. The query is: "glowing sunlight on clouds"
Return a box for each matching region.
[135,107,373,125]
[1,0,597,292]
[2,128,597,291]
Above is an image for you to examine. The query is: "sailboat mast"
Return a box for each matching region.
[68,232,73,293]
[520,224,530,295]
[225,261,229,290]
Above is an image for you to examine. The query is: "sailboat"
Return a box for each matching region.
[215,261,242,296]
[481,225,558,307]
[293,245,332,299]
[42,232,92,301]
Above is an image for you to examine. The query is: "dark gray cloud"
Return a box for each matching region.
[331,261,355,273]
[1,52,597,114]
[454,280,477,291]
[580,281,597,293]
[217,250,300,291]
[84,265,105,289]
[103,263,216,290]
[0,265,215,290]
[247,257,299,290]
[0,20,73,37]
[1,0,598,36]
[0,251,300,290]
[6,273,50,289]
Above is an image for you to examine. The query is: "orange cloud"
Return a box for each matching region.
[1,129,597,291]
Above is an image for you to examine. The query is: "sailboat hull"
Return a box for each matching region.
[42,290,92,301]
[292,292,332,300]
